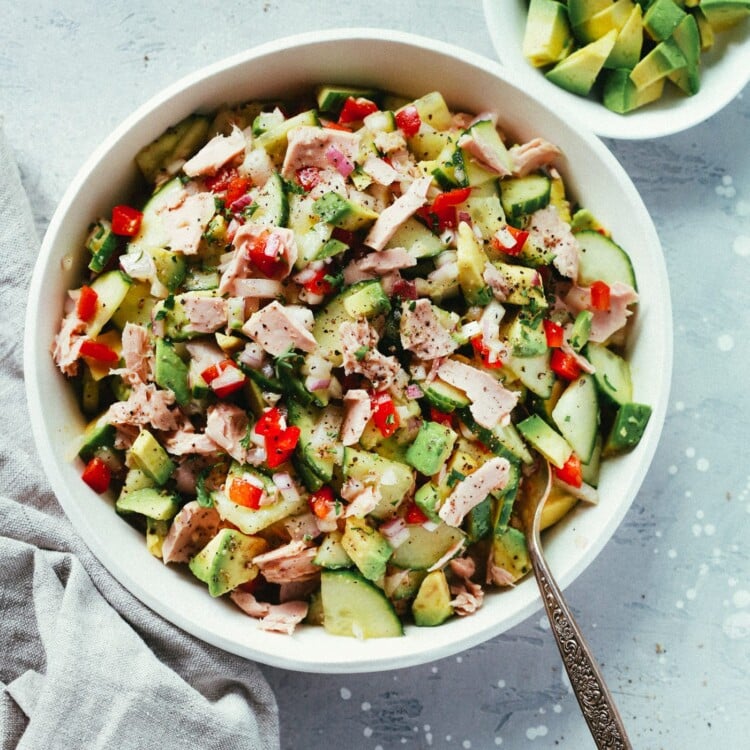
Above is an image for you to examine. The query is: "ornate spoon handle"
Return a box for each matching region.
[528,545,633,750]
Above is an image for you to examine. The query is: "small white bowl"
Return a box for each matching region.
[483,0,750,139]
[25,28,672,673]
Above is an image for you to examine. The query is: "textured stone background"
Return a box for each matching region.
[2,2,748,748]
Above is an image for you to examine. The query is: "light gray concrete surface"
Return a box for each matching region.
[2,2,748,748]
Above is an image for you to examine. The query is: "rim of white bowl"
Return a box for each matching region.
[483,0,750,140]
[24,27,673,673]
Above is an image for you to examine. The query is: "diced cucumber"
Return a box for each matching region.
[313,531,353,570]
[500,174,552,220]
[343,281,391,319]
[505,350,555,399]
[421,377,471,413]
[86,270,133,337]
[551,374,600,464]
[287,399,341,483]
[250,172,289,228]
[320,570,403,638]
[400,91,453,131]
[212,484,307,535]
[86,219,119,274]
[312,191,379,232]
[459,408,534,465]
[585,342,633,405]
[389,523,465,570]
[387,217,447,259]
[316,85,381,114]
[576,230,637,289]
[517,414,573,468]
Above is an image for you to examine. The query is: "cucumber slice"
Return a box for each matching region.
[500,174,551,219]
[320,570,403,638]
[389,523,466,570]
[126,177,184,259]
[422,377,471,413]
[576,230,637,289]
[251,172,289,228]
[585,342,633,405]
[86,269,133,337]
[551,374,600,464]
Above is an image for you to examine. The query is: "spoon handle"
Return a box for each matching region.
[528,546,633,750]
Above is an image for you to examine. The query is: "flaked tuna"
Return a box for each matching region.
[509,137,561,177]
[243,301,318,356]
[341,389,373,447]
[400,298,458,360]
[365,176,432,251]
[528,205,580,280]
[107,381,180,432]
[182,126,246,177]
[205,402,250,464]
[281,125,361,179]
[340,319,402,391]
[252,540,320,583]
[161,501,221,564]
[157,190,216,255]
[120,322,152,385]
[181,295,228,334]
[439,456,511,527]
[564,281,638,343]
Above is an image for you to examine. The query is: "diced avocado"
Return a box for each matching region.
[313,530,353,570]
[342,280,391,318]
[539,485,579,531]
[414,482,442,524]
[551,374,600,464]
[488,262,547,307]
[517,414,573,468]
[342,448,415,518]
[312,190,379,232]
[603,68,666,113]
[490,526,531,584]
[545,29,618,96]
[456,222,491,305]
[570,208,606,234]
[189,528,268,597]
[523,0,575,67]
[149,247,187,292]
[568,310,594,351]
[605,3,644,69]
[699,0,750,33]
[460,408,535,465]
[115,487,180,520]
[118,466,156,500]
[129,429,175,485]
[154,338,190,405]
[341,516,393,582]
[500,174,551,220]
[463,195,505,241]
[643,0,686,39]
[694,7,716,50]
[573,0,635,45]
[320,569,403,638]
[507,311,548,357]
[567,0,611,27]
[412,569,453,627]
[146,518,170,559]
[390,523,466,570]
[667,14,702,95]
[78,415,116,462]
[629,37,687,91]
[405,421,458,477]
[603,402,652,454]
[287,400,342,483]
[585,342,634,405]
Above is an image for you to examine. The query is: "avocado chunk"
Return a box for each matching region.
[78,416,116,462]
[456,222,492,306]
[643,0,687,40]
[465,496,493,542]
[603,68,666,113]
[490,526,531,584]
[412,570,454,627]
[629,37,687,90]
[523,0,575,67]
[517,414,573,469]
[313,191,379,232]
[573,0,635,46]
[699,0,750,33]
[154,338,190,405]
[189,528,268,597]
[605,3,644,69]
[115,487,180,520]
[342,280,391,318]
[545,29,618,96]
[507,310,548,357]
[405,421,458,477]
[341,516,393,582]
[568,310,594,351]
[129,428,175,485]
[413,482,442,524]
[567,0,610,28]
[603,402,652,455]
[667,14,702,95]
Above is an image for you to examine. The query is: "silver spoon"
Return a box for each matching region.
[518,458,633,750]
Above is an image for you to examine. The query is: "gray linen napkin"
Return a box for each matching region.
[0,126,280,750]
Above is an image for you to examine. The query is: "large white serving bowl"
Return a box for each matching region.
[484,0,750,140]
[25,28,672,673]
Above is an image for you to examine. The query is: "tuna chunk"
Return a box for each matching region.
[107,381,179,432]
[528,205,580,279]
[251,540,320,583]
[436,359,518,430]
[400,298,458,360]
[509,137,561,177]
[281,125,361,179]
[341,389,373,446]
[230,591,309,635]
[243,301,318,356]
[162,426,220,456]
[439,456,511,527]
[205,402,250,464]
[161,501,221,564]
[357,246,417,274]
[120,322,152,385]
[182,296,228,334]
[157,190,216,255]
[182,126,246,177]
[52,309,86,376]
[340,319,402,391]
[364,176,432,252]
[564,281,638,343]
[458,131,512,177]
[362,155,400,186]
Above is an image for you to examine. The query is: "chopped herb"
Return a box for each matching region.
[196,468,214,508]
[446,468,465,487]
[354,345,369,361]
[281,175,305,195]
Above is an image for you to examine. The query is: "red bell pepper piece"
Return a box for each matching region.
[543,319,564,348]
[111,205,143,236]
[265,425,301,468]
[405,501,429,525]
[302,268,334,296]
[309,486,336,519]
[395,105,421,137]
[554,453,583,488]
[205,165,238,193]
[590,280,611,311]
[337,96,379,124]
[247,229,287,278]
[296,166,321,192]
[76,285,98,323]
[371,391,400,437]
[79,339,119,365]
[320,119,352,132]
[491,225,529,256]
[224,175,251,207]
[229,477,264,509]
[550,349,582,380]
[429,407,454,426]
[417,186,472,232]
[201,359,247,398]
[81,456,111,494]
[254,406,283,436]
[471,335,503,369]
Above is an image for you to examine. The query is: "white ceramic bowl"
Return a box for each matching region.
[25,28,672,673]
[483,0,750,140]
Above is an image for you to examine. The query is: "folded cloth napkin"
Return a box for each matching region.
[0,126,280,750]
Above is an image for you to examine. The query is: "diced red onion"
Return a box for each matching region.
[457,211,472,225]
[229,194,253,213]
[305,376,331,392]
[406,384,424,399]
[380,517,409,548]
[325,145,354,177]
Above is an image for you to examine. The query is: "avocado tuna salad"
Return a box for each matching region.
[52,84,651,638]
